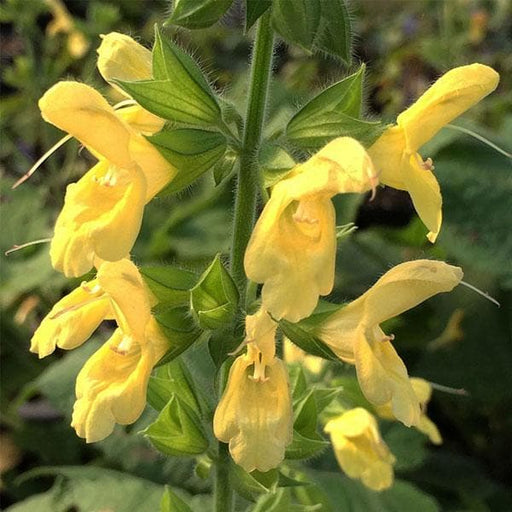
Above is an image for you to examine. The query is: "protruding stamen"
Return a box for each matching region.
[381,333,395,342]
[5,238,51,256]
[12,134,73,189]
[429,381,469,396]
[460,280,500,307]
[366,164,380,201]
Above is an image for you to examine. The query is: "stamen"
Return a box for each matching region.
[366,164,380,201]
[113,99,137,110]
[249,357,269,383]
[92,169,118,187]
[416,154,435,171]
[80,282,102,295]
[228,337,251,356]
[12,134,73,189]
[5,238,51,256]
[112,335,133,355]
[460,280,500,307]
[381,333,395,342]
[429,382,469,396]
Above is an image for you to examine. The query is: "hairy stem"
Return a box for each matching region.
[230,11,274,306]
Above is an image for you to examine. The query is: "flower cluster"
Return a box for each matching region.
[213,64,498,485]
[27,28,499,493]
[29,34,176,441]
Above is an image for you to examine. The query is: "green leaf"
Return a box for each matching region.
[271,0,352,62]
[293,392,318,437]
[288,67,365,133]
[245,0,272,31]
[230,462,274,501]
[272,0,321,51]
[285,430,329,460]
[167,0,234,29]
[147,359,201,413]
[12,467,163,512]
[148,128,227,194]
[190,254,239,330]
[289,366,308,400]
[213,149,239,185]
[259,144,296,188]
[116,28,220,126]
[140,265,196,308]
[155,306,205,365]
[161,486,194,512]
[143,395,209,456]
[279,319,339,361]
[287,111,384,151]
[315,0,352,64]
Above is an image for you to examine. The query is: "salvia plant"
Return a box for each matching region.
[12,0,505,510]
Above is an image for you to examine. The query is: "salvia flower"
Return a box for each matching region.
[376,377,442,444]
[325,408,395,491]
[213,310,293,472]
[245,137,377,323]
[369,64,499,242]
[318,260,463,427]
[30,259,170,442]
[39,80,175,277]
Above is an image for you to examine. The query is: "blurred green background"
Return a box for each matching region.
[1,0,511,510]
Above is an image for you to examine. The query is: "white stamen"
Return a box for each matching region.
[12,134,73,189]
[460,280,500,307]
[113,336,133,355]
[5,238,51,256]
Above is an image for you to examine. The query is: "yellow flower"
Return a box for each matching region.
[375,377,442,445]
[72,319,169,443]
[319,260,463,427]
[30,259,170,441]
[39,81,175,276]
[213,310,293,472]
[369,64,499,242]
[46,0,89,58]
[325,408,395,491]
[96,32,165,136]
[245,137,377,322]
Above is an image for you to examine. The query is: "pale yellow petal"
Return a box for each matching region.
[354,328,420,426]
[117,105,165,136]
[50,161,147,277]
[368,127,407,190]
[296,137,377,196]
[325,408,395,491]
[245,192,336,322]
[97,32,152,85]
[129,134,176,200]
[410,377,433,404]
[39,81,132,168]
[71,329,156,442]
[97,259,152,342]
[213,355,293,472]
[400,153,442,242]
[397,64,500,152]
[417,415,442,445]
[360,260,463,326]
[245,310,277,367]
[30,279,111,358]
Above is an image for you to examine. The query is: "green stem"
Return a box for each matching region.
[214,442,233,512]
[230,11,274,305]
